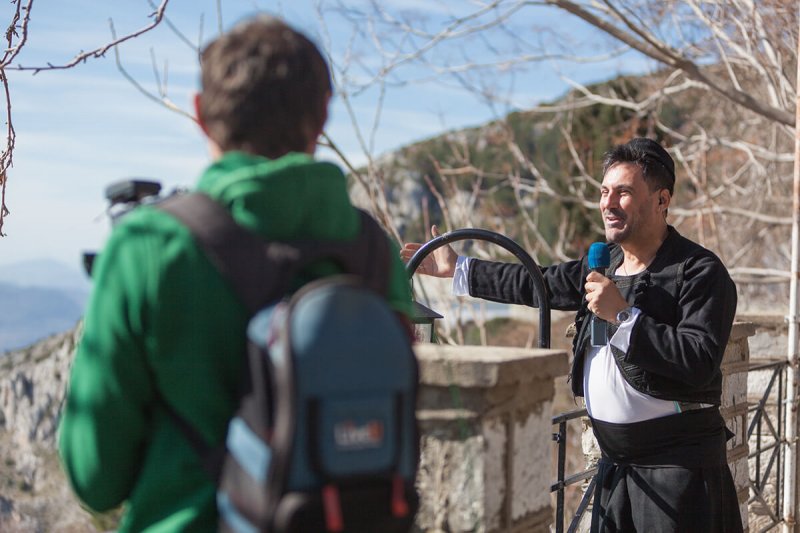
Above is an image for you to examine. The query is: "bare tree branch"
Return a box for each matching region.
[12,0,170,73]
[671,205,792,225]
[544,0,795,126]
[0,0,34,235]
[111,19,196,122]
[0,0,173,236]
[147,0,200,56]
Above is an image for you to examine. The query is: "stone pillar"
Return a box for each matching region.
[579,321,755,531]
[725,322,756,531]
[414,344,569,533]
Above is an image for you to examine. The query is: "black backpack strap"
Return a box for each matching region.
[157,192,393,314]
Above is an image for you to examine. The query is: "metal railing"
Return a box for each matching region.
[551,407,593,533]
[551,359,789,533]
[747,359,787,532]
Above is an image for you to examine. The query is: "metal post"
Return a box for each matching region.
[782,366,786,520]
[782,15,800,531]
[556,420,567,533]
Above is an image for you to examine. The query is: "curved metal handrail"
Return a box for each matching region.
[405,228,551,348]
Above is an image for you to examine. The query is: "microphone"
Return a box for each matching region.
[587,242,610,346]
[588,242,610,274]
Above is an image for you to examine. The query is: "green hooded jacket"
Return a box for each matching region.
[59,152,413,532]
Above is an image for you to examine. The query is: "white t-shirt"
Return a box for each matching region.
[453,256,679,423]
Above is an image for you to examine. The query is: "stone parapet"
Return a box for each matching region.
[414,344,569,533]
[736,313,785,361]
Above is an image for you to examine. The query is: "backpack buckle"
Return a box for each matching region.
[391,475,409,518]
[322,484,344,532]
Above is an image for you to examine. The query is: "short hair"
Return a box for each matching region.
[198,16,332,159]
[602,138,675,195]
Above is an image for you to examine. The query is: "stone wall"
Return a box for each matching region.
[414,344,569,533]
[737,313,786,360]
[2,326,572,533]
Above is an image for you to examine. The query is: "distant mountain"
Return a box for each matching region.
[0,259,90,353]
[0,258,90,291]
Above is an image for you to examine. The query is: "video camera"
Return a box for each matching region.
[83,179,182,276]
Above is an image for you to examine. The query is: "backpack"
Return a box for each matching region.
[157,192,419,533]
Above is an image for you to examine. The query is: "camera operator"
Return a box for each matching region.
[59,16,413,532]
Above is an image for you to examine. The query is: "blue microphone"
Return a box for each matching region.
[588,242,610,346]
[588,242,610,274]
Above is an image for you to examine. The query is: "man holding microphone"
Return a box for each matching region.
[402,138,742,532]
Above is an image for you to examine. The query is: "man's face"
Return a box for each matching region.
[600,162,663,245]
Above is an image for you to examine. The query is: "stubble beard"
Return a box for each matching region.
[603,209,631,244]
[605,228,628,244]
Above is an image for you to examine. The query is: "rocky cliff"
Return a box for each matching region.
[0,323,111,532]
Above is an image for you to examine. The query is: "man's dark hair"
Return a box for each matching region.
[198,16,332,159]
[602,138,676,195]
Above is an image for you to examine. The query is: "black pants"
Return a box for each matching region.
[591,460,743,533]
[590,409,743,532]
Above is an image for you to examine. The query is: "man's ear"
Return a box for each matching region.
[193,93,210,136]
[305,92,331,154]
[658,190,671,215]
[194,93,223,158]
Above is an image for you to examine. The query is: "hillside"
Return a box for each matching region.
[0,325,113,532]
[359,74,673,259]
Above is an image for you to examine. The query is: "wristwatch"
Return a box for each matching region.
[615,306,633,325]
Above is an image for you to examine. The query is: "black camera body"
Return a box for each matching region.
[83,179,180,276]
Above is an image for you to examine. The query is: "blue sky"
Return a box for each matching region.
[4,0,651,273]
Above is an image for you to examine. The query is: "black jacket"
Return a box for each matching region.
[468,227,737,405]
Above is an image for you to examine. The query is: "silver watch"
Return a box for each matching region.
[615,306,633,324]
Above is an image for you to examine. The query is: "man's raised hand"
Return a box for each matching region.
[400,225,458,278]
